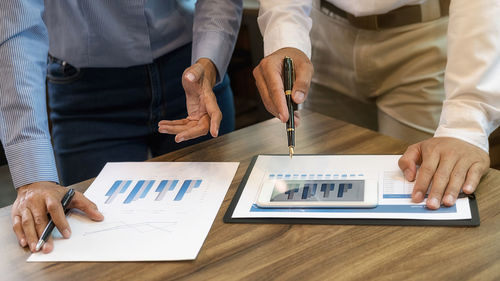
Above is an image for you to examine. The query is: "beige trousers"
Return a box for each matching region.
[306,1,449,143]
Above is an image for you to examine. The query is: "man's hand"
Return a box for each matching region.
[398,137,490,209]
[158,58,222,142]
[11,181,104,253]
[253,47,313,125]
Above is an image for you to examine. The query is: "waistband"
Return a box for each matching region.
[319,0,450,30]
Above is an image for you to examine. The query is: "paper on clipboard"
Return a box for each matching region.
[230,155,472,221]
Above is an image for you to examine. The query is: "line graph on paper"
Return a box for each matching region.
[83,220,178,237]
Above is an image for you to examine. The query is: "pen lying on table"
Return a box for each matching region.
[35,188,75,251]
[283,56,297,158]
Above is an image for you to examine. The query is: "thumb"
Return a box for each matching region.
[292,59,313,104]
[183,63,204,84]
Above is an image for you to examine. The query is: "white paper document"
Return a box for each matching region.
[28,161,239,262]
[231,155,472,220]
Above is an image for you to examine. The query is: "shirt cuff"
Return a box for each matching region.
[434,101,493,153]
[192,31,233,85]
[4,138,59,189]
[262,23,312,59]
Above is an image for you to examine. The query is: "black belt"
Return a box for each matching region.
[319,0,450,30]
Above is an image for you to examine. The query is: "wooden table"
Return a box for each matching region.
[1,110,499,281]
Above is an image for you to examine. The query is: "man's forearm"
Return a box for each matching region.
[258,0,313,58]
[192,0,243,84]
[436,0,500,152]
[0,0,59,188]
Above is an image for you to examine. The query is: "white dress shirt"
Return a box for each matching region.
[258,0,500,152]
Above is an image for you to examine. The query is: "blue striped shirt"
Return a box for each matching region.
[0,0,242,188]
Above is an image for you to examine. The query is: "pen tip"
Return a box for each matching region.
[289,147,294,158]
[35,240,43,252]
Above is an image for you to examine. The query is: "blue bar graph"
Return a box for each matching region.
[105,180,123,204]
[140,180,155,198]
[155,180,169,193]
[106,180,122,196]
[321,183,335,198]
[103,179,202,204]
[124,180,145,204]
[302,185,309,199]
[194,180,202,188]
[169,180,179,190]
[155,180,179,201]
[173,180,202,201]
[285,185,300,199]
[120,181,132,193]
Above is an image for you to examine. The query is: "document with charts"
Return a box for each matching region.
[28,162,239,262]
[230,155,472,220]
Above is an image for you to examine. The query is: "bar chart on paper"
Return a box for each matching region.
[104,179,203,204]
[27,162,240,262]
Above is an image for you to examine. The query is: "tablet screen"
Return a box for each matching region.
[270,180,364,202]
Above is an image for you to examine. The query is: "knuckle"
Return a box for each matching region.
[419,165,435,176]
[446,189,459,198]
[269,85,282,96]
[252,66,259,78]
[33,215,44,226]
[260,58,271,69]
[21,216,31,227]
[433,171,450,184]
[46,202,58,213]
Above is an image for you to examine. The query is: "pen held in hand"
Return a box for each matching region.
[35,188,75,252]
[283,56,296,158]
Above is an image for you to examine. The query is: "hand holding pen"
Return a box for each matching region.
[11,182,104,253]
[35,188,75,251]
[252,47,314,145]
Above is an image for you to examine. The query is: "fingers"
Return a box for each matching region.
[12,215,27,247]
[294,111,301,127]
[462,162,486,194]
[46,196,71,239]
[442,160,469,206]
[291,60,313,104]
[253,57,288,122]
[175,116,211,142]
[262,64,288,122]
[41,236,54,254]
[70,192,104,221]
[21,209,38,252]
[31,206,52,253]
[203,89,222,137]
[158,119,196,135]
[411,148,439,203]
[426,155,457,209]
[398,143,422,182]
[403,137,490,210]
[254,67,279,117]
[159,119,189,126]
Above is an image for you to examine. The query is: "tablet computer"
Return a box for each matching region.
[256,178,378,208]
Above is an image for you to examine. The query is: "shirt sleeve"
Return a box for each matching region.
[191,0,243,84]
[257,0,313,58]
[0,0,59,188]
[434,0,500,152]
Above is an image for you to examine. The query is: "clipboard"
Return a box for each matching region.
[224,155,480,226]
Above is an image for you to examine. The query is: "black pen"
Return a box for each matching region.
[283,56,296,158]
[35,188,75,251]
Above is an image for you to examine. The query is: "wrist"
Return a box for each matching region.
[196,58,217,87]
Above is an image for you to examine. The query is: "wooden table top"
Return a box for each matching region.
[1,110,499,281]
